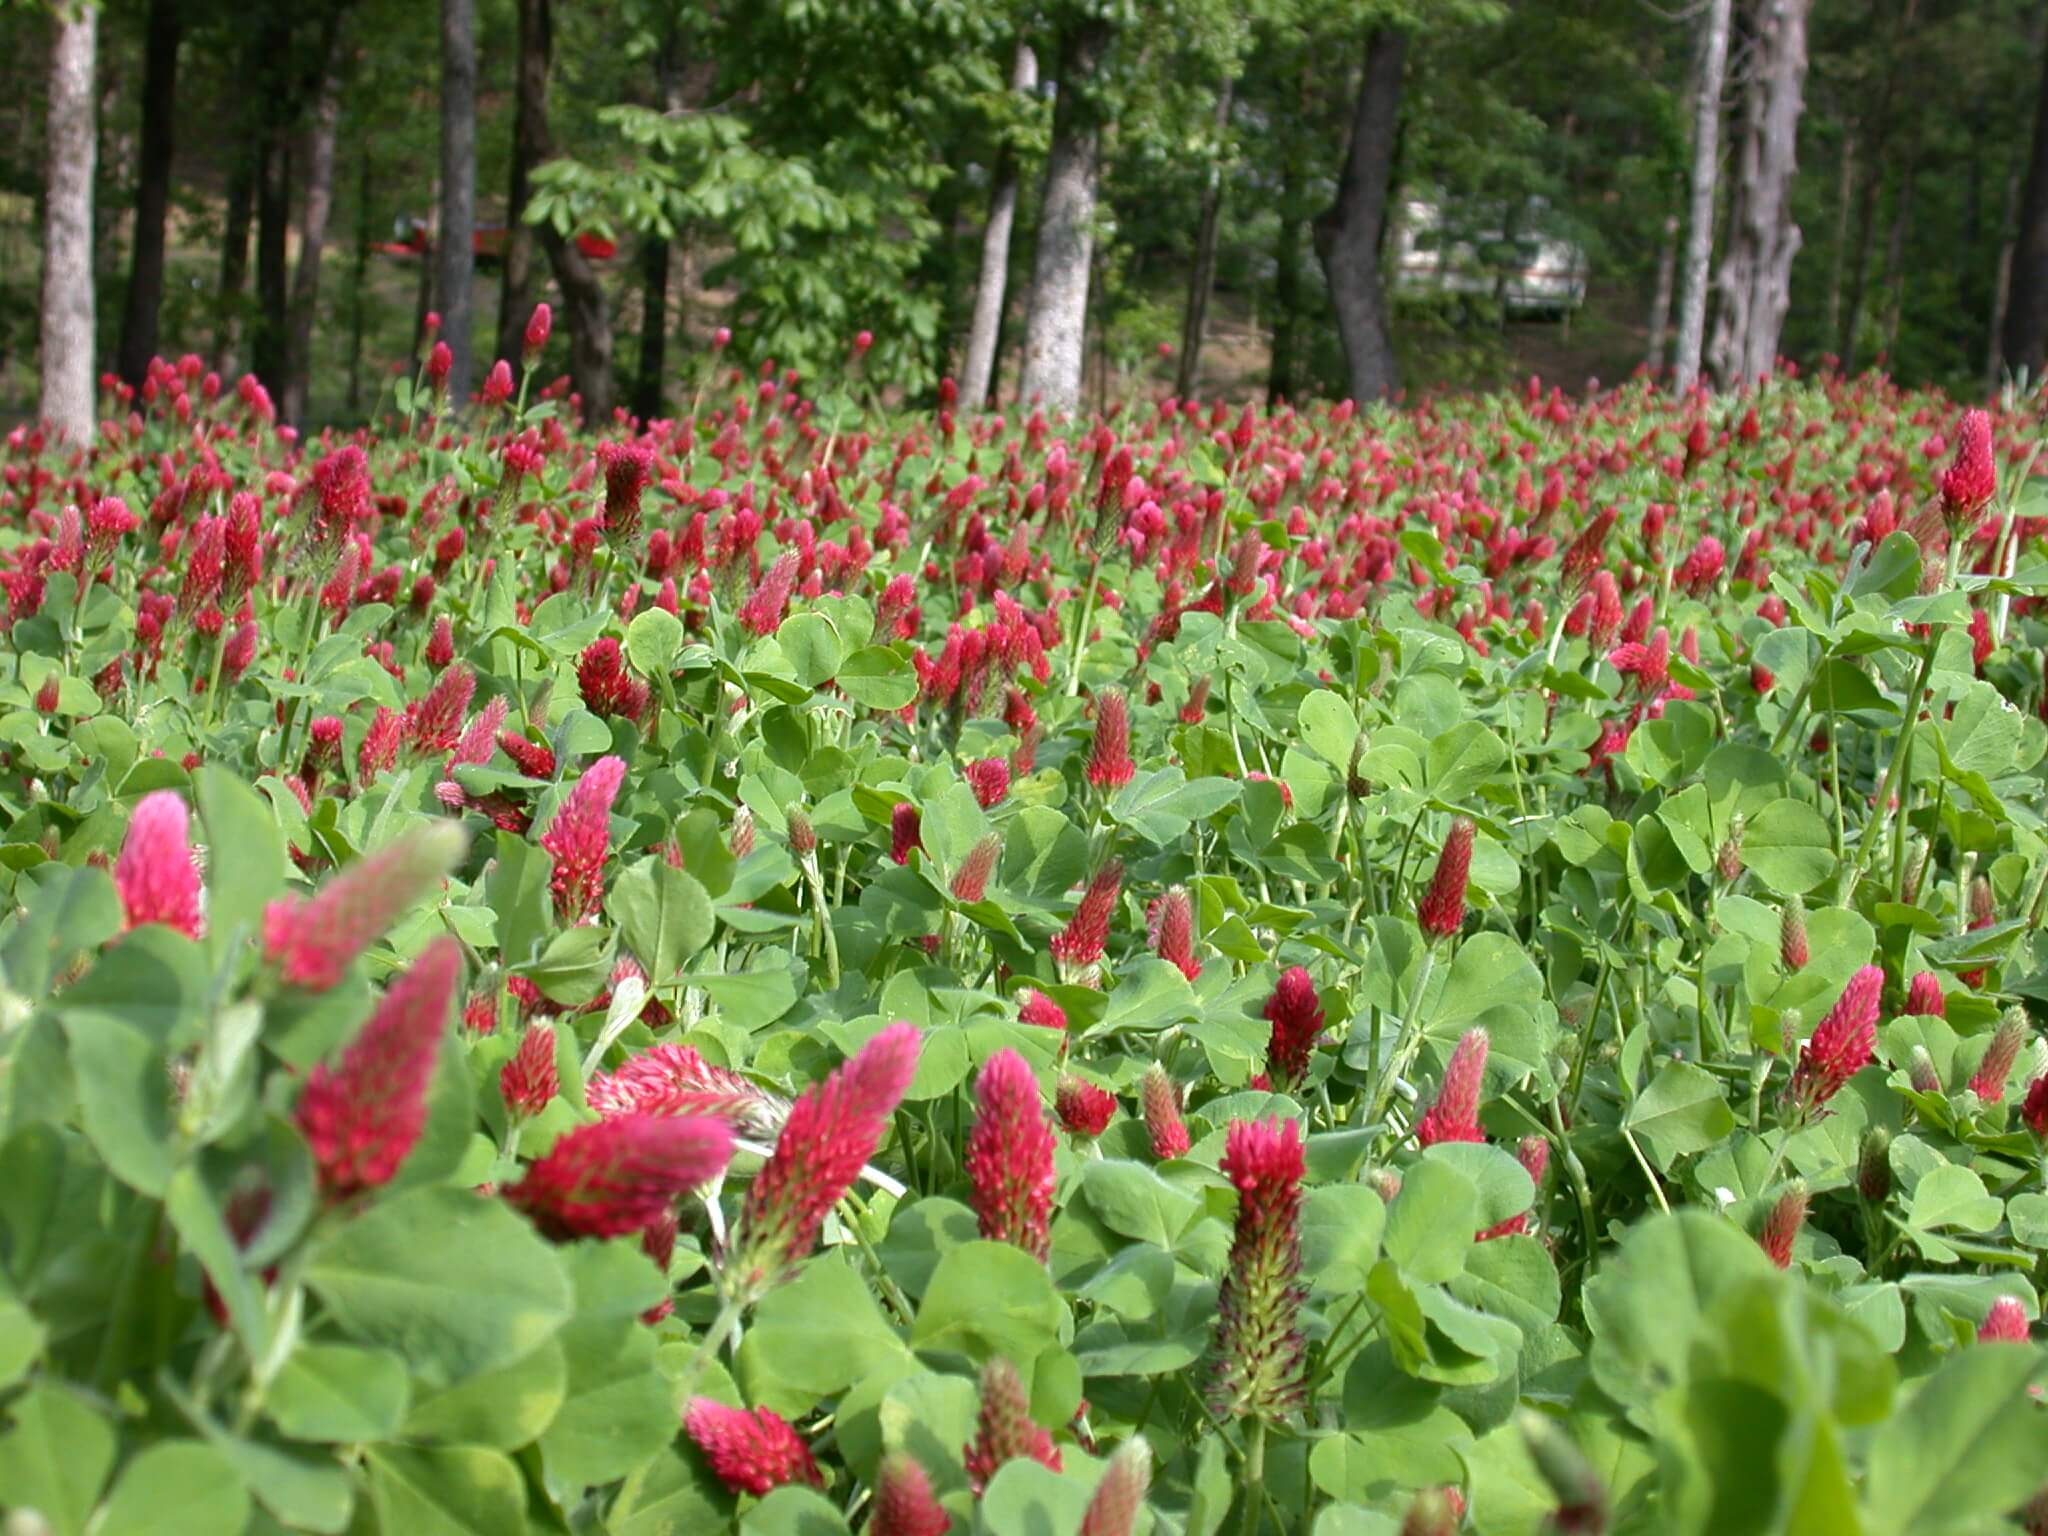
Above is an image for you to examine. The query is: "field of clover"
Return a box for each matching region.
[0,325,2046,1536]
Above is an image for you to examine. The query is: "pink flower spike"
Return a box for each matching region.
[500,1024,558,1119]
[1147,886,1201,981]
[1057,1077,1116,1137]
[506,1113,732,1241]
[1939,409,1997,530]
[723,1022,921,1300]
[1786,965,1882,1115]
[965,1050,1057,1262]
[1086,688,1136,789]
[1417,1028,1489,1147]
[1978,1295,2030,1343]
[1051,859,1123,969]
[683,1398,823,1496]
[264,822,467,991]
[872,1452,950,1536]
[1417,819,1475,942]
[1018,988,1067,1032]
[115,790,203,938]
[295,937,463,1200]
[1757,1181,1809,1269]
[1211,1117,1308,1419]
[964,1355,1061,1493]
[1141,1065,1190,1159]
[541,755,627,922]
[1261,966,1325,1091]
[1969,1008,2031,1104]
[1079,1440,1152,1536]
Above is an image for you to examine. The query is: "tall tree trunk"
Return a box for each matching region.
[40,6,98,438]
[1988,163,2024,391]
[283,33,345,426]
[1823,128,1855,348]
[1314,27,1406,404]
[1646,213,1679,374]
[1877,151,1917,361]
[438,0,478,402]
[348,148,372,415]
[1672,0,1730,393]
[1706,0,1810,385]
[116,0,182,386]
[1838,0,1918,368]
[215,152,254,375]
[251,128,290,388]
[1175,75,1235,400]
[632,234,670,421]
[496,0,548,365]
[1018,21,1113,411]
[2006,22,2048,378]
[1268,184,1302,405]
[961,42,1037,410]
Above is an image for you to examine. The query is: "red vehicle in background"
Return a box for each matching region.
[375,215,617,265]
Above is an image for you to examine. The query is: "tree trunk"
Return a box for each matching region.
[348,148,372,415]
[116,0,182,386]
[631,234,670,421]
[1706,0,1810,385]
[215,152,254,375]
[1877,152,1917,361]
[1268,194,1302,405]
[1672,0,1730,393]
[2006,23,2048,378]
[495,0,549,365]
[438,0,478,402]
[1313,27,1406,404]
[282,35,345,426]
[1018,21,1113,411]
[1838,0,1918,368]
[960,42,1037,410]
[251,124,291,388]
[1646,213,1679,374]
[1174,75,1234,399]
[539,226,612,420]
[40,7,98,437]
[1823,128,1855,348]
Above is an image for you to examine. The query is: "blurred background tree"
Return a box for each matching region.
[0,0,2039,427]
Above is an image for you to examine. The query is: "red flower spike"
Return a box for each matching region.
[1786,965,1882,1115]
[1417,819,1474,942]
[2024,1074,2048,1137]
[1402,1489,1461,1536]
[1078,1440,1152,1536]
[1481,1135,1552,1241]
[501,1024,558,1118]
[951,832,1002,904]
[540,755,627,922]
[1141,1064,1190,1159]
[964,1355,1061,1494]
[967,757,1011,808]
[1210,1117,1308,1420]
[1970,1008,2031,1103]
[263,823,466,991]
[588,1041,787,1137]
[115,790,203,938]
[683,1398,823,1497]
[1978,1295,2030,1343]
[1261,966,1326,1091]
[1147,886,1201,981]
[890,803,922,865]
[723,1022,920,1300]
[408,662,475,754]
[1757,1181,1809,1268]
[506,1113,732,1241]
[597,441,654,551]
[1051,859,1123,968]
[872,1452,950,1536]
[1057,1077,1117,1137]
[965,1049,1057,1261]
[1417,1028,1489,1147]
[1018,988,1067,1032]
[295,937,463,1200]
[1086,688,1136,790]
[1939,409,1997,531]
[1905,970,1945,1017]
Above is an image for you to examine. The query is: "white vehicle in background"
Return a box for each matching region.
[1390,198,1589,319]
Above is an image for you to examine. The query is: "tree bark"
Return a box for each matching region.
[631,234,670,421]
[961,42,1037,410]
[1823,128,1855,348]
[2006,21,2048,378]
[348,148,372,415]
[1672,0,1730,393]
[282,33,345,426]
[437,0,478,402]
[1269,186,1302,405]
[1838,0,1918,368]
[1175,75,1235,400]
[1646,213,1679,374]
[1877,151,1918,361]
[1019,21,1113,411]
[41,7,98,438]
[1314,27,1406,404]
[1706,0,1810,385]
[495,0,549,366]
[116,0,182,386]
[251,126,291,388]
[215,151,254,375]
